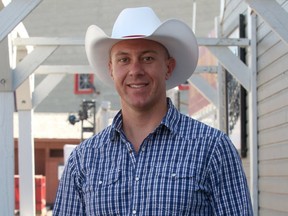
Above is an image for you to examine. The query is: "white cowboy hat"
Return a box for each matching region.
[85,7,198,90]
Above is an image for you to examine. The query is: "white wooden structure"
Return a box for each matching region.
[1,0,288,215]
[221,0,288,215]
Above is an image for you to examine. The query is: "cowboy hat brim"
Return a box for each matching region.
[85,19,198,90]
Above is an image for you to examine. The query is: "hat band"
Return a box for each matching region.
[122,35,146,38]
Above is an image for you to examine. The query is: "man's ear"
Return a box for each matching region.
[108,61,114,79]
[165,57,176,80]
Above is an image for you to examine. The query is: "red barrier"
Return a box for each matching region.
[15,175,46,214]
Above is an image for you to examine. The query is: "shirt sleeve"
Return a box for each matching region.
[53,148,86,215]
[208,133,253,215]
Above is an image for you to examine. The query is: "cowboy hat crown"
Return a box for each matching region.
[85,7,198,90]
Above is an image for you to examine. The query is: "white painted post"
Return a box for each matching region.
[215,17,226,132]
[96,101,111,133]
[101,101,111,130]
[18,110,36,216]
[0,93,15,216]
[248,9,259,216]
[0,37,14,216]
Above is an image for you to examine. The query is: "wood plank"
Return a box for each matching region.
[256,16,272,42]
[14,37,250,47]
[208,46,251,91]
[257,40,288,71]
[12,46,58,90]
[259,208,288,216]
[13,37,84,46]
[256,1,288,43]
[34,65,92,74]
[222,1,247,37]
[18,110,36,216]
[0,37,12,91]
[259,176,288,194]
[259,142,288,161]
[0,0,43,42]
[258,53,288,86]
[247,0,288,46]
[258,69,288,101]
[0,92,15,215]
[258,106,288,131]
[257,30,282,57]
[189,75,218,107]
[258,123,288,146]
[259,159,288,176]
[259,191,288,212]
[33,74,66,108]
[258,87,288,117]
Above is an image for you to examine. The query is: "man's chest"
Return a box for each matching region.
[82,138,212,215]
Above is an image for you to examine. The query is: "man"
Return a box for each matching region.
[53,7,253,215]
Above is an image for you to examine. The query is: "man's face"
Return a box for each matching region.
[109,39,175,111]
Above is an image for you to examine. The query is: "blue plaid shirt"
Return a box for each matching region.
[54,99,253,215]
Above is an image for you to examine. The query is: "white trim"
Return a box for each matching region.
[33,74,66,108]
[13,36,250,47]
[208,46,251,91]
[189,75,218,107]
[12,46,58,90]
[248,9,259,216]
[18,110,36,216]
[246,0,288,46]
[0,0,43,42]
[0,92,14,215]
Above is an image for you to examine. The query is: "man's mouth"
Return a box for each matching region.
[128,84,148,88]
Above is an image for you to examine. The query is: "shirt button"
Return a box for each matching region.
[132,210,137,214]
[135,176,140,182]
[98,180,103,185]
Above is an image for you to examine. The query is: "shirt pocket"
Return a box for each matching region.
[152,164,202,215]
[83,168,122,215]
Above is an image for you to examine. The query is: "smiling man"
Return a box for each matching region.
[109,39,175,152]
[53,7,253,215]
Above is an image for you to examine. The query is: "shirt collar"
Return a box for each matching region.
[109,98,181,141]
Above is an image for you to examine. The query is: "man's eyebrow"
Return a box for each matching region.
[111,50,159,58]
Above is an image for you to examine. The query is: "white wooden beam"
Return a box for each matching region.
[246,0,288,46]
[0,92,14,216]
[0,0,43,42]
[0,37,12,91]
[215,16,227,132]
[0,36,14,216]
[207,46,251,91]
[197,37,250,47]
[13,37,250,47]
[13,37,84,46]
[15,76,34,110]
[34,65,92,74]
[34,65,217,75]
[18,110,36,216]
[248,10,259,215]
[189,75,218,107]
[33,74,66,108]
[12,46,58,90]
[195,66,218,73]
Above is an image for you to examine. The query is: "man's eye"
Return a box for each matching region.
[143,56,154,62]
[118,58,129,63]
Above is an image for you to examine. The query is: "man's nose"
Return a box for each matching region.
[128,60,144,76]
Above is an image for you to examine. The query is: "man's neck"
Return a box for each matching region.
[121,100,168,152]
